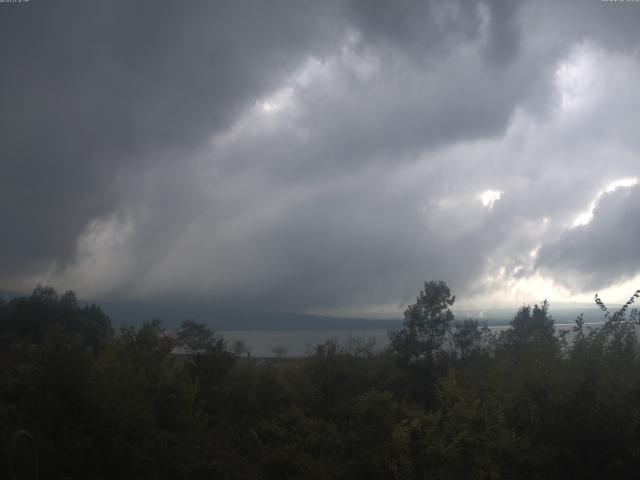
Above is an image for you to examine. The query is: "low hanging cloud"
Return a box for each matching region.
[537,184,640,292]
[3,0,640,315]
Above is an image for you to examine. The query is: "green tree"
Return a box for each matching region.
[389,281,456,409]
[390,280,455,362]
[176,319,216,354]
[452,319,485,358]
[176,320,237,414]
[0,286,111,348]
[502,300,556,346]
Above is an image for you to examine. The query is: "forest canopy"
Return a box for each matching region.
[1,282,640,479]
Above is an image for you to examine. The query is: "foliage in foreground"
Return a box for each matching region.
[1,283,640,479]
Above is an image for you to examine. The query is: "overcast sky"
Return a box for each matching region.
[2,0,640,317]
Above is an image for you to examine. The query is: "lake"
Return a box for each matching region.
[220,322,606,357]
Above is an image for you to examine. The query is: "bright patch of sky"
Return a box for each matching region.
[555,44,596,111]
[572,177,638,227]
[479,190,503,208]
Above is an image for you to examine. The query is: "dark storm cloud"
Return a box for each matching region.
[212,0,538,181]
[536,185,640,292]
[483,0,522,65]
[350,0,526,66]
[3,0,640,313]
[538,0,640,54]
[347,0,484,58]
[0,0,343,275]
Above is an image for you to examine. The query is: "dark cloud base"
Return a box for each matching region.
[2,0,640,313]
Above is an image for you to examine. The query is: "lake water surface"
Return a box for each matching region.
[221,322,606,357]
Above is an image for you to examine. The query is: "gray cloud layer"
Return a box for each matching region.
[2,0,640,314]
[537,185,640,292]
[1,0,343,273]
